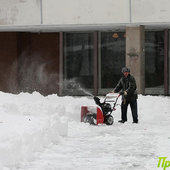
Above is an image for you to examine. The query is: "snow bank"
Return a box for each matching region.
[0,92,93,167]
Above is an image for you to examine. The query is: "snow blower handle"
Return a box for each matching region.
[113,94,121,110]
[104,92,120,102]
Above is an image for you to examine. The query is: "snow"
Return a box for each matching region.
[0,91,170,170]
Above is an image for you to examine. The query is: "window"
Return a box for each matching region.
[100,32,125,89]
[145,31,164,89]
[63,33,94,94]
[169,30,170,94]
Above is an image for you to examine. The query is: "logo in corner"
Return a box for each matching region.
[158,157,170,170]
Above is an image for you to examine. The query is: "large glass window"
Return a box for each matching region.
[145,31,164,90]
[100,32,125,89]
[169,30,170,94]
[63,33,94,94]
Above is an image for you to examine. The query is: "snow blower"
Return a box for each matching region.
[81,93,120,125]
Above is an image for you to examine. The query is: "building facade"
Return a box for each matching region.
[0,0,170,96]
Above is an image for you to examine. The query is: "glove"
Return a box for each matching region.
[119,91,124,95]
[119,91,127,95]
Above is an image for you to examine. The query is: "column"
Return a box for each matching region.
[126,25,145,94]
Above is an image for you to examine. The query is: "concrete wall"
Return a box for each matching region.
[43,0,170,25]
[0,0,170,27]
[0,0,41,25]
[132,0,170,23]
[43,0,130,25]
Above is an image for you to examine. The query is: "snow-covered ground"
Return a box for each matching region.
[0,91,170,170]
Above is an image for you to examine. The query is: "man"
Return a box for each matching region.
[113,67,138,123]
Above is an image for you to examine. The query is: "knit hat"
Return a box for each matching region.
[122,67,130,73]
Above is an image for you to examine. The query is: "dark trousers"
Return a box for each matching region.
[121,99,138,122]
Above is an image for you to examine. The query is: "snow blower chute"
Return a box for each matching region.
[81,93,120,125]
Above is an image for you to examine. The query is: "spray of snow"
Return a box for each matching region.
[9,53,59,94]
[62,78,94,96]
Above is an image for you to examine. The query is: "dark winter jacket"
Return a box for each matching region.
[114,74,138,101]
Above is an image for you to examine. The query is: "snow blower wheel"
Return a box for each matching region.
[105,115,114,125]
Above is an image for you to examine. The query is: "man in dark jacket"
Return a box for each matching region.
[113,67,138,123]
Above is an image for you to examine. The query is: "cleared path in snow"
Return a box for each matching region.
[19,121,160,170]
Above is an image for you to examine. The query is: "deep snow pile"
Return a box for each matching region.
[0,91,93,168]
[0,91,169,170]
